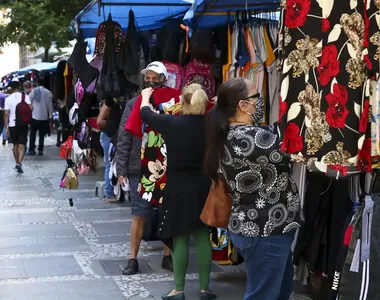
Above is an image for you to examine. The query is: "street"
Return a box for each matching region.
[0,136,311,300]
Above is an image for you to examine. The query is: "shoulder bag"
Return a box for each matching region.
[200,175,232,229]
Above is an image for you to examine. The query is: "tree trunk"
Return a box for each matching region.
[43,47,50,62]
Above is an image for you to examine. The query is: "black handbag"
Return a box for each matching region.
[142,207,160,241]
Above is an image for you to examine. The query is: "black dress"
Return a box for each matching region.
[140,107,211,249]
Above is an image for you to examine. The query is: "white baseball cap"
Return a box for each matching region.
[141,61,168,79]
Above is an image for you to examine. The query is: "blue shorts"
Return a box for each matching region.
[129,176,152,217]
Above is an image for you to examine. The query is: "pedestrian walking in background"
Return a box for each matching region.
[204,78,303,300]
[140,83,215,300]
[26,78,53,156]
[4,81,32,173]
[0,91,8,145]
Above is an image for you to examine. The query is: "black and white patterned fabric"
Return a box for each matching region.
[221,124,304,238]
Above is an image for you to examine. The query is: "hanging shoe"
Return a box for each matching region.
[122,259,139,275]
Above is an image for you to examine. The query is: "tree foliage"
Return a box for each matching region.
[0,0,89,53]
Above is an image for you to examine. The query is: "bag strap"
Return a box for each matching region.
[21,92,26,103]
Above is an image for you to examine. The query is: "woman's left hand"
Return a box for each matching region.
[141,87,153,100]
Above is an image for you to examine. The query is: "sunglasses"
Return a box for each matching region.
[243,93,261,100]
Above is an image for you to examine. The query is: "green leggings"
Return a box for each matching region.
[172,227,212,291]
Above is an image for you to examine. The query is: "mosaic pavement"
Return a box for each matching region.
[0,137,312,300]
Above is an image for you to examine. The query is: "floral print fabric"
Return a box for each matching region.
[220,124,303,238]
[278,0,380,178]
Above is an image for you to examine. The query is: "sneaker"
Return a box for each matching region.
[38,152,43,156]
[122,259,139,275]
[161,255,173,272]
[26,151,36,156]
[2,140,5,145]
[16,164,23,174]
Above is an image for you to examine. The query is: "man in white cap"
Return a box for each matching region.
[140,61,168,89]
[116,61,175,276]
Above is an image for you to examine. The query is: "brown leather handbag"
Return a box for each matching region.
[200,177,232,229]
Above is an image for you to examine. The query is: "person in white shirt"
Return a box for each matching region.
[4,81,32,173]
[23,81,33,95]
[26,78,53,156]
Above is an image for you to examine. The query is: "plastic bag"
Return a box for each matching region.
[71,140,84,164]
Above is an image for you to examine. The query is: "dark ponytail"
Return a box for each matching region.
[204,78,249,180]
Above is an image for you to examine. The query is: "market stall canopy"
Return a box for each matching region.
[75,0,193,38]
[183,0,280,28]
[18,62,59,72]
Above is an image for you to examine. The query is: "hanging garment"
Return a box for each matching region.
[335,195,376,300]
[55,61,68,100]
[228,22,239,80]
[68,34,99,90]
[268,60,281,124]
[125,87,182,205]
[94,14,123,57]
[293,173,353,278]
[367,194,380,299]
[263,27,276,67]
[328,210,356,300]
[278,0,380,178]
[123,10,142,78]
[222,23,232,82]
[99,17,125,98]
[375,80,380,157]
[86,56,103,93]
[156,19,186,64]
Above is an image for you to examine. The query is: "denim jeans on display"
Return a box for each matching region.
[100,132,115,198]
[229,231,296,300]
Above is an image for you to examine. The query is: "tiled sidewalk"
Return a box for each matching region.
[0,137,312,300]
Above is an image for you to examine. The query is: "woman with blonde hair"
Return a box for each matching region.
[140,83,215,300]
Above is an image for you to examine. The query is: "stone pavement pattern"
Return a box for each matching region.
[0,137,312,300]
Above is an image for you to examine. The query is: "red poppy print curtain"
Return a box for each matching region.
[277,0,380,178]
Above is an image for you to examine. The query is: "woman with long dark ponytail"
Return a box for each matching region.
[205,78,303,300]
